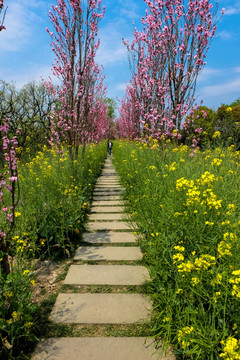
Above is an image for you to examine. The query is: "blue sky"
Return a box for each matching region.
[0,0,240,110]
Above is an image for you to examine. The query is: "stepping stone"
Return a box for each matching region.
[102,169,117,172]
[83,232,137,244]
[96,179,120,182]
[49,293,151,324]
[95,184,121,187]
[96,179,121,182]
[74,246,142,261]
[88,221,132,231]
[100,176,120,179]
[64,265,150,285]
[93,195,122,201]
[91,206,124,213]
[93,190,122,195]
[91,200,124,206]
[94,185,122,189]
[32,337,175,360]
[101,173,118,177]
[89,213,125,221]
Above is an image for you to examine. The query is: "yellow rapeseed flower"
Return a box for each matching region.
[176,289,183,294]
[212,131,221,139]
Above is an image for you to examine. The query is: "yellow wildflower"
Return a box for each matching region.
[220,337,240,359]
[173,253,184,263]
[174,246,185,252]
[191,277,200,286]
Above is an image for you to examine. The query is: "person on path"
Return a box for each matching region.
[107,139,113,155]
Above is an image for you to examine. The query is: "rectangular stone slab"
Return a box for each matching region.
[100,176,120,179]
[89,213,126,221]
[49,293,151,324]
[32,337,176,360]
[90,206,124,213]
[93,190,123,195]
[101,169,118,173]
[96,180,122,188]
[92,195,122,201]
[94,186,122,190]
[91,200,124,206]
[88,221,132,231]
[82,232,137,244]
[98,174,119,176]
[96,180,121,183]
[64,265,150,285]
[74,246,142,260]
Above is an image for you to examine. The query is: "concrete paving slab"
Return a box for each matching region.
[32,337,176,360]
[101,169,117,172]
[93,190,123,195]
[89,213,125,221]
[64,265,150,285]
[100,175,120,179]
[74,246,142,260]
[93,196,122,201]
[94,185,122,189]
[100,177,120,180]
[91,200,124,206]
[91,206,124,213]
[49,293,151,324]
[95,183,121,187]
[82,232,137,244]
[101,172,118,176]
[88,221,132,231]
[96,178,120,182]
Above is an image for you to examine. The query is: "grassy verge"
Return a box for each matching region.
[113,140,240,359]
[0,142,107,360]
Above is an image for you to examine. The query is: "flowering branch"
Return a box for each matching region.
[119,0,224,142]
[45,0,108,160]
[0,0,7,31]
[0,119,20,275]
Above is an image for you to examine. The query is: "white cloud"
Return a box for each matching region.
[198,67,223,82]
[0,0,48,52]
[225,6,240,15]
[201,77,240,97]
[115,82,127,91]
[0,63,54,89]
[96,22,129,66]
[118,0,141,19]
[217,30,232,40]
[234,66,240,73]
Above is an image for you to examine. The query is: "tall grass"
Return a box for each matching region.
[114,140,240,359]
[0,142,106,359]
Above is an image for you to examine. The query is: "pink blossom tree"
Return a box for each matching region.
[0,1,20,275]
[0,0,6,32]
[45,0,108,160]
[117,82,141,139]
[0,120,20,275]
[119,0,224,140]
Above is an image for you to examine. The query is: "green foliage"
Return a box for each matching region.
[0,259,38,359]
[104,97,117,120]
[0,80,55,157]
[114,140,240,359]
[16,143,106,259]
[0,142,106,359]
[181,106,216,147]
[215,105,240,147]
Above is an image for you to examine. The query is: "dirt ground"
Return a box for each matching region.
[31,259,72,305]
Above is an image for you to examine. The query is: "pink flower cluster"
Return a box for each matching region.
[0,119,19,239]
[44,0,108,152]
[0,0,6,31]
[118,0,223,143]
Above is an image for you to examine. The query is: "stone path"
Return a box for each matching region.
[32,157,175,360]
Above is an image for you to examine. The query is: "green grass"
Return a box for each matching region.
[113,140,240,359]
